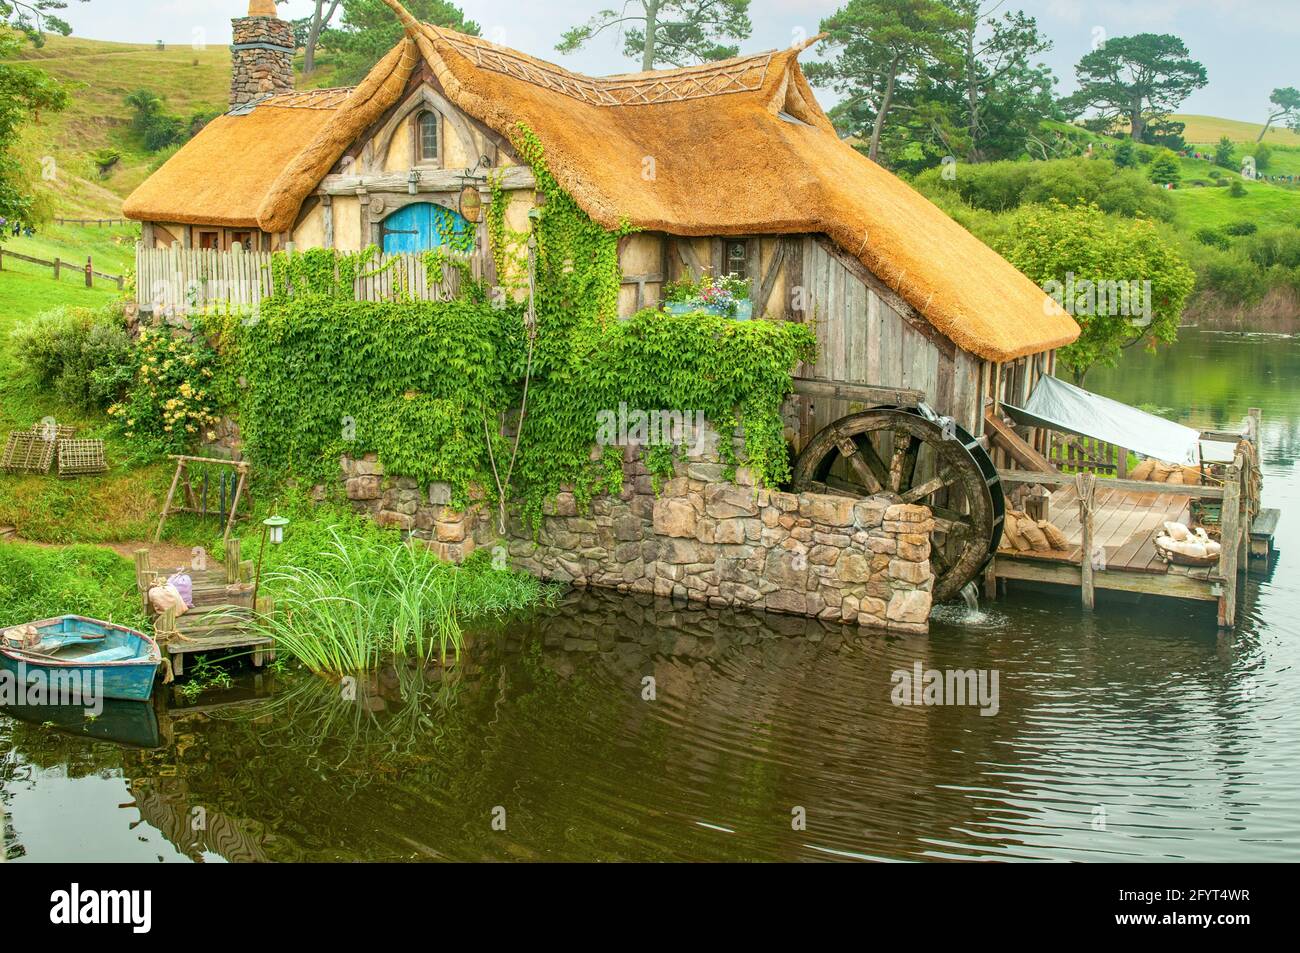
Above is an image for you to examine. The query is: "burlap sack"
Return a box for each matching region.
[149,584,189,618]
[1151,462,1180,483]
[2,623,41,650]
[1039,520,1070,550]
[1020,517,1050,552]
[1130,459,1157,481]
[1182,466,1202,486]
[1002,512,1030,551]
[1164,468,1185,485]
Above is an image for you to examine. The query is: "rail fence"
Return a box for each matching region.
[0,246,125,290]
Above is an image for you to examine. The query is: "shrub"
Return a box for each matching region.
[1148,150,1181,186]
[1215,136,1236,169]
[1230,179,1248,197]
[109,326,222,454]
[1195,227,1230,249]
[1244,228,1300,269]
[7,304,133,411]
[1253,143,1272,170]
[1224,221,1258,236]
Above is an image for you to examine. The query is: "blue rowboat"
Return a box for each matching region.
[0,616,161,703]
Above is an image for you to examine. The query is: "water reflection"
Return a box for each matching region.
[3,329,1299,862]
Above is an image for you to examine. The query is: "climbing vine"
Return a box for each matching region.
[224,124,814,529]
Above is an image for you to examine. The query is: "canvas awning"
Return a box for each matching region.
[1003,374,1238,466]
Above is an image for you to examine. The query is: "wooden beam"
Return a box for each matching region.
[984,412,1055,472]
[1078,472,1096,611]
[997,468,1227,500]
[752,240,787,318]
[318,166,535,195]
[1218,455,1242,628]
[791,377,925,407]
[993,556,1218,602]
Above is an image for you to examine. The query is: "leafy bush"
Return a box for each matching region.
[109,326,222,454]
[0,542,146,631]
[1253,143,1272,170]
[1195,227,1230,250]
[1244,228,1300,269]
[1224,221,1258,236]
[1230,179,1248,198]
[7,304,133,411]
[916,157,1173,220]
[1148,150,1181,187]
[995,201,1195,382]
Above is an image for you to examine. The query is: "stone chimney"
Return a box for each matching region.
[230,1,295,109]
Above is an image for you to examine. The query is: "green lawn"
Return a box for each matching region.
[2,222,139,277]
[1169,177,1300,230]
[0,241,177,544]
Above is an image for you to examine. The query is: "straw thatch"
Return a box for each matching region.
[123,0,1079,361]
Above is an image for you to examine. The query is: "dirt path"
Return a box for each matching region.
[0,533,220,573]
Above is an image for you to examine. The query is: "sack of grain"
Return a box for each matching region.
[148,584,189,618]
[1130,459,1157,482]
[1020,516,1051,552]
[1002,512,1030,551]
[1039,520,1070,550]
[1151,462,1180,483]
[1182,466,1203,486]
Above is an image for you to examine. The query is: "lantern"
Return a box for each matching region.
[264,515,289,545]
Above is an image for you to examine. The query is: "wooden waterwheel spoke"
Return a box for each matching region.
[833,431,882,494]
[900,469,957,504]
[889,429,919,493]
[930,540,951,573]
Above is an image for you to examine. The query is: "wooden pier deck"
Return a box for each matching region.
[990,447,1266,626]
[133,542,274,677]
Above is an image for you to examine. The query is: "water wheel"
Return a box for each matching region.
[790,406,1003,603]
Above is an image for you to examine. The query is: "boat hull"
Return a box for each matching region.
[0,615,161,703]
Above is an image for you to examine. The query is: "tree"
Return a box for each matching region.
[300,0,343,74]
[1253,142,1272,170]
[322,0,479,85]
[0,26,68,226]
[805,0,967,163]
[557,1,751,72]
[948,1,1056,163]
[1061,33,1207,142]
[1257,87,1300,141]
[0,0,86,46]
[996,201,1195,383]
[1148,149,1180,186]
[1213,135,1235,170]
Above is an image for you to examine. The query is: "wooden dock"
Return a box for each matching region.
[989,443,1269,627]
[133,541,274,677]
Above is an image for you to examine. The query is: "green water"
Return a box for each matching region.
[3,329,1298,862]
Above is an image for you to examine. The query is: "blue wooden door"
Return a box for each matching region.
[381,202,471,253]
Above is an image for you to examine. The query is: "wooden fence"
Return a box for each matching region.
[1049,434,1129,478]
[135,243,480,314]
[0,246,125,290]
[54,217,131,227]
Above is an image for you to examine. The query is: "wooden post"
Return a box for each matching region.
[154,460,183,543]
[225,537,241,584]
[1078,473,1096,611]
[223,468,247,547]
[133,549,153,612]
[1218,455,1242,628]
[85,255,93,288]
[53,257,61,280]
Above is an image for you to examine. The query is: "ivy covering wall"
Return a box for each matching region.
[223,124,817,525]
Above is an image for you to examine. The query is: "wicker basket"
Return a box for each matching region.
[1154,536,1219,568]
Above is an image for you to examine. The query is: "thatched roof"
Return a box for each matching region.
[123,1,1079,362]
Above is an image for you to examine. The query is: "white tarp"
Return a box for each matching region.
[1002,374,1237,466]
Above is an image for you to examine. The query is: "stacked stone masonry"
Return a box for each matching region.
[230,16,295,108]
[338,450,936,634]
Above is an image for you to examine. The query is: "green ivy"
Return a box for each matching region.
[226,126,815,528]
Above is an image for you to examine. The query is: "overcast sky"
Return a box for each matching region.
[46,1,1300,123]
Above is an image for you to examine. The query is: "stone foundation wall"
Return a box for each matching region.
[338,450,936,634]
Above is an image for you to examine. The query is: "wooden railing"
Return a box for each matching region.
[135,242,480,315]
[1049,434,1129,477]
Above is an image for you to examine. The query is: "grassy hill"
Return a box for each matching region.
[2,35,233,217]
[1174,113,1300,149]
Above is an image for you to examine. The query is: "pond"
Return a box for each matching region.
[3,328,1299,862]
